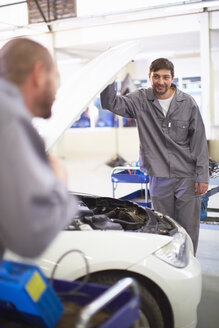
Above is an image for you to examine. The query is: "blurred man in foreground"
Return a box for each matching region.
[0,38,77,259]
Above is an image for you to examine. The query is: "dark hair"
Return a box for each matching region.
[149,58,174,77]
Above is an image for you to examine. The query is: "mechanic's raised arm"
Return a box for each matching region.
[100,81,138,118]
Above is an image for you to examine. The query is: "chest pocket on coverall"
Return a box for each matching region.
[170,120,189,144]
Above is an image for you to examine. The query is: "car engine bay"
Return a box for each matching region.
[66,193,178,236]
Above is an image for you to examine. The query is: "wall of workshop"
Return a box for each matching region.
[209,25,219,161]
[210,47,219,161]
[54,126,139,164]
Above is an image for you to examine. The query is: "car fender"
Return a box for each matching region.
[4,230,171,281]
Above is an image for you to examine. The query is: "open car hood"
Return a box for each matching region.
[34,41,143,151]
[67,192,178,236]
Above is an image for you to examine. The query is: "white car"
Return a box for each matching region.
[5,192,201,328]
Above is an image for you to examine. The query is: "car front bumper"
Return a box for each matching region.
[129,252,201,328]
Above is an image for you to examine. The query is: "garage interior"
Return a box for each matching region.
[0,1,219,327]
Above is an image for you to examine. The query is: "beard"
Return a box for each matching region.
[34,85,56,119]
[153,84,170,96]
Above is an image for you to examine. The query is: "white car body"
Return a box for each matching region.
[5,193,201,328]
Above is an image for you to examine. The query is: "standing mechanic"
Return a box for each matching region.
[101,58,209,253]
[0,38,77,260]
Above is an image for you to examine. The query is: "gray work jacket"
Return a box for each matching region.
[0,79,77,260]
[101,82,209,182]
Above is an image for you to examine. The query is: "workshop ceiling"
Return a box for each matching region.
[1,1,219,33]
[0,1,219,62]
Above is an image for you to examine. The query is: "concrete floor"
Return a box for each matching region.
[65,157,219,328]
[196,224,219,328]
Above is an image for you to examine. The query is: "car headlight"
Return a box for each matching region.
[153,232,189,268]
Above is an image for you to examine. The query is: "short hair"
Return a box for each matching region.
[0,37,53,84]
[149,58,174,77]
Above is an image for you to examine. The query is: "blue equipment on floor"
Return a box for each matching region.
[54,277,140,328]
[111,166,151,207]
[0,260,64,327]
[0,260,141,328]
[200,185,219,219]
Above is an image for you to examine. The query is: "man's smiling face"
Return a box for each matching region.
[149,69,174,98]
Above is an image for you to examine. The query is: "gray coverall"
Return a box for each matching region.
[0,78,77,260]
[101,82,209,253]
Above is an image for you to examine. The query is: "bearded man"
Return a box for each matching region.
[101,58,209,254]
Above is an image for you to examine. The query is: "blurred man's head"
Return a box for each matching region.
[0,38,58,118]
[148,58,174,98]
